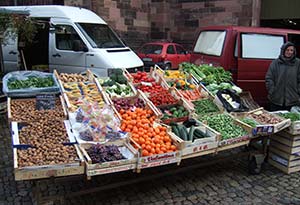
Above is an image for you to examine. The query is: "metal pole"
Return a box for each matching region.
[14,0,17,6]
[251,0,261,26]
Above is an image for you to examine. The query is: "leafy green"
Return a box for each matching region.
[7,76,54,90]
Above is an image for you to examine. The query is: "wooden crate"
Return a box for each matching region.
[109,90,162,121]
[246,108,291,135]
[131,130,182,170]
[7,95,68,123]
[14,144,84,181]
[269,146,300,165]
[270,132,300,154]
[168,120,220,157]
[79,141,138,177]
[11,120,77,148]
[270,139,300,155]
[268,147,300,174]
[271,111,300,135]
[63,83,110,113]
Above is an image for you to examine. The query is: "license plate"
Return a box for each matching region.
[142,58,152,62]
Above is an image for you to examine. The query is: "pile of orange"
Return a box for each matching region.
[119,108,177,156]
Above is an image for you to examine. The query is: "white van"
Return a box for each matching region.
[1,6,143,76]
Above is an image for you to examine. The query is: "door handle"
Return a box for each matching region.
[52,53,61,57]
[86,54,94,56]
[9,51,17,55]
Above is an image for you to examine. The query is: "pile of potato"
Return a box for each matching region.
[17,144,77,167]
[19,120,69,146]
[11,98,65,122]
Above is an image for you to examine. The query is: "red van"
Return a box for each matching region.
[190,26,300,107]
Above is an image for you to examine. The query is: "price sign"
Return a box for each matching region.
[36,94,56,110]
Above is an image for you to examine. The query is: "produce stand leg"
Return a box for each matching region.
[247,136,269,174]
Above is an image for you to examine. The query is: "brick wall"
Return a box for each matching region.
[0,0,254,50]
[87,0,254,50]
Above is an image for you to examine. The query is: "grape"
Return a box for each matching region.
[87,144,125,164]
[79,130,93,141]
[76,112,84,122]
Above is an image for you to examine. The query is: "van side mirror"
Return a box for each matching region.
[72,40,88,52]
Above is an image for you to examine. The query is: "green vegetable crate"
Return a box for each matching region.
[273,111,300,135]
[158,98,194,125]
[171,121,220,157]
[198,113,252,147]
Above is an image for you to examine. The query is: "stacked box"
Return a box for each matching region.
[268,131,300,174]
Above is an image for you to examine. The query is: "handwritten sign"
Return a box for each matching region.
[36,94,56,110]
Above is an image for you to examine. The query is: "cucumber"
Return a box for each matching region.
[188,125,195,141]
[178,125,188,141]
[171,125,180,137]
[193,128,207,139]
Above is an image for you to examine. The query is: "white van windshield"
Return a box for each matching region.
[241,33,284,59]
[76,23,125,48]
[194,31,226,56]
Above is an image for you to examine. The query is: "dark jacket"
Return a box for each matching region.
[265,42,300,107]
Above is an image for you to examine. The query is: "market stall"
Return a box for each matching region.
[2,65,294,181]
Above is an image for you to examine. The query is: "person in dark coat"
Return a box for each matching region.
[265,41,300,111]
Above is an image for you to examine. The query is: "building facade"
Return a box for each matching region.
[0,0,258,50]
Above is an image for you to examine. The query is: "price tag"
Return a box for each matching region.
[36,94,56,110]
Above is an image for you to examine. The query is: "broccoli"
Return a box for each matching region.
[116,75,128,84]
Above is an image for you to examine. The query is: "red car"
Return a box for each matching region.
[137,42,190,70]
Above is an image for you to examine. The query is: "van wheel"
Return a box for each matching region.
[164,63,171,70]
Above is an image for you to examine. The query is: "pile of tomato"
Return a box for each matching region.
[149,90,178,106]
[131,71,155,83]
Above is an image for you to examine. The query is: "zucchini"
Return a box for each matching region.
[171,125,180,137]
[188,125,195,141]
[178,125,188,141]
[193,128,207,139]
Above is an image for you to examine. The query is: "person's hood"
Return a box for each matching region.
[279,41,296,65]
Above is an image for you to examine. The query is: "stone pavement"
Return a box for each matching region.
[0,115,300,205]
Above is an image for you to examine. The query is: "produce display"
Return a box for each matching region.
[58,73,89,83]
[112,98,145,112]
[149,90,178,106]
[171,121,210,142]
[105,83,135,98]
[99,70,136,98]
[7,68,264,179]
[17,144,77,167]
[99,70,128,85]
[168,80,195,90]
[248,111,282,124]
[240,118,258,128]
[198,114,247,140]
[193,99,220,116]
[136,82,166,94]
[10,98,65,122]
[19,120,70,146]
[206,82,242,95]
[158,70,186,80]
[278,112,300,122]
[86,144,125,164]
[72,102,121,142]
[130,71,155,83]
[180,63,242,95]
[181,63,232,84]
[64,82,104,111]
[160,105,189,123]
[7,76,55,90]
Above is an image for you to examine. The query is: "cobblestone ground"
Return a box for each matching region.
[1,115,300,205]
